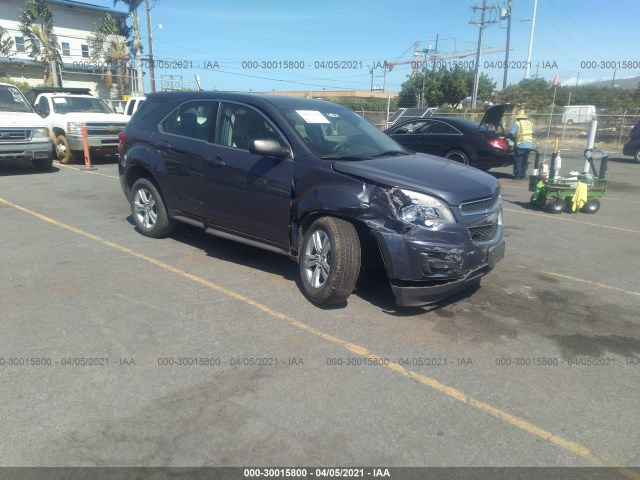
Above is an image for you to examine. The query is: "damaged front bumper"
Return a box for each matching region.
[372,225,505,307]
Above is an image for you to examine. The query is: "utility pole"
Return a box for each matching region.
[524,0,537,79]
[470,0,499,108]
[502,0,512,89]
[145,0,156,93]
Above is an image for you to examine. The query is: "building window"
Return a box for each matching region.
[62,42,71,56]
[15,36,25,52]
[81,44,89,58]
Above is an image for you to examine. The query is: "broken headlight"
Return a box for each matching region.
[391,189,456,228]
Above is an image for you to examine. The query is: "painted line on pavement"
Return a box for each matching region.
[1,196,638,479]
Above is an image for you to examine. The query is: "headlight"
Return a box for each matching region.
[67,122,84,135]
[391,189,456,228]
[32,127,48,139]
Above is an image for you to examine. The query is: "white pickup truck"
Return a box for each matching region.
[27,88,128,164]
[0,82,53,171]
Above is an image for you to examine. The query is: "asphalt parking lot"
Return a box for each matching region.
[0,147,639,475]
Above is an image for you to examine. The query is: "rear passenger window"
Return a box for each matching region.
[216,103,285,150]
[161,101,218,141]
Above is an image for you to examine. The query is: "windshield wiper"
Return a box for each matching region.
[368,150,408,158]
[321,154,368,160]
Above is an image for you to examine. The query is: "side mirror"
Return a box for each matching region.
[249,139,291,159]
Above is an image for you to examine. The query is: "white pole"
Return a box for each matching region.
[525,0,538,79]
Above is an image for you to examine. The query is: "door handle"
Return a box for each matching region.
[152,140,171,150]
[206,157,226,168]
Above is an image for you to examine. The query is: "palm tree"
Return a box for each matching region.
[19,0,62,87]
[0,26,15,60]
[89,14,131,99]
[113,0,144,94]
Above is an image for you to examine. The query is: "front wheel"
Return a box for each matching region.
[530,193,546,208]
[634,147,640,164]
[549,197,565,214]
[54,135,73,164]
[445,149,469,165]
[299,217,361,305]
[130,178,175,237]
[32,157,53,172]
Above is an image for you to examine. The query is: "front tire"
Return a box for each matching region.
[550,197,565,214]
[32,157,53,172]
[54,135,73,164]
[130,178,175,237]
[299,217,361,305]
[445,149,469,165]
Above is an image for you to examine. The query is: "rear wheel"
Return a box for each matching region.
[54,135,73,164]
[530,193,546,208]
[634,147,640,163]
[581,197,601,214]
[299,217,361,305]
[445,149,469,165]
[130,178,175,237]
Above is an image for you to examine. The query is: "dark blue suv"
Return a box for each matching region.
[118,92,504,307]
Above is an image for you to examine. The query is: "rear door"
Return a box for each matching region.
[150,100,218,219]
[203,101,294,249]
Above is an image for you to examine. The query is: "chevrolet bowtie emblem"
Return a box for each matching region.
[105,125,120,132]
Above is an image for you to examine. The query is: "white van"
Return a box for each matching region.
[562,105,596,125]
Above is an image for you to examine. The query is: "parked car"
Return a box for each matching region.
[122,96,146,118]
[623,120,640,163]
[0,82,53,172]
[385,104,514,170]
[118,92,505,307]
[28,87,128,164]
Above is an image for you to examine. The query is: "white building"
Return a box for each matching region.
[0,0,130,99]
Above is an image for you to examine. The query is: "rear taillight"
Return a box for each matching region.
[118,130,126,154]
[629,131,637,142]
[489,138,509,151]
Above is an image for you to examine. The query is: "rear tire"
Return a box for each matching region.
[299,217,361,305]
[130,178,175,237]
[530,194,546,208]
[581,197,600,214]
[445,149,469,165]
[634,147,640,164]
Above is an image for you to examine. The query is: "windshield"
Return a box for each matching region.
[279,106,407,159]
[0,85,34,113]
[51,96,114,114]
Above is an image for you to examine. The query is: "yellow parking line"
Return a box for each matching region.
[515,265,640,297]
[1,196,638,479]
[57,162,119,179]
[504,208,640,234]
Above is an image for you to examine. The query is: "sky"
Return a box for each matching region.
[94,0,638,94]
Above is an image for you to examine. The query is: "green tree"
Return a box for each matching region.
[19,0,62,87]
[398,66,496,108]
[89,14,131,99]
[0,26,15,60]
[113,0,144,94]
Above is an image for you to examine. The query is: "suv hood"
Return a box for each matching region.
[332,153,498,206]
[1,111,47,127]
[479,103,512,130]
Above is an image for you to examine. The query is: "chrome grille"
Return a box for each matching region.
[460,191,501,216]
[0,129,30,142]
[85,123,127,136]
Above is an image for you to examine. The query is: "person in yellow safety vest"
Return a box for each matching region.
[509,109,535,179]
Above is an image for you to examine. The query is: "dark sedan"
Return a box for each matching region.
[386,104,514,170]
[622,120,640,163]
